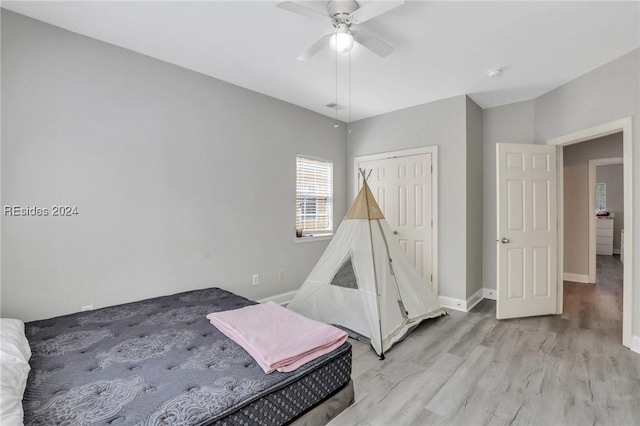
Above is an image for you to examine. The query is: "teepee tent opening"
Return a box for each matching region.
[331,258,358,289]
[288,170,445,357]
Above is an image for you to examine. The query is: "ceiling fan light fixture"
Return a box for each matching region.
[330,31,354,53]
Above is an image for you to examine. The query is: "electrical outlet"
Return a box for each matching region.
[81,304,94,311]
[252,274,259,285]
[278,269,285,280]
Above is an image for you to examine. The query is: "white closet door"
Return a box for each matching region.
[359,153,434,293]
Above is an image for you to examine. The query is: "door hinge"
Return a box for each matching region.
[431,219,433,227]
[431,165,433,173]
[430,274,433,282]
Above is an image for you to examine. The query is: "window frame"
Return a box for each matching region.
[295,155,334,240]
[595,182,607,212]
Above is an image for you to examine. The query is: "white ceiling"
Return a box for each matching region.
[3,1,639,122]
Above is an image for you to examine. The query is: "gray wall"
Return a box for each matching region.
[1,11,347,321]
[347,95,469,301]
[535,48,639,336]
[466,97,483,298]
[3,10,638,339]
[563,134,623,275]
[482,100,535,294]
[597,164,624,250]
[483,48,639,337]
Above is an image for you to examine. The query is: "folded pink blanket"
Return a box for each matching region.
[206,302,348,374]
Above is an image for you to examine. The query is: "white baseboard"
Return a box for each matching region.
[262,287,498,313]
[439,288,484,313]
[631,335,640,355]
[257,290,297,306]
[438,295,467,312]
[466,288,484,311]
[483,288,497,300]
[563,273,590,283]
[263,290,476,312]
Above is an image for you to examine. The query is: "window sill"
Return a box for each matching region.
[294,235,333,244]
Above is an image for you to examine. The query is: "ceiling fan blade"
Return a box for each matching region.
[297,33,333,61]
[277,1,329,21]
[350,0,404,24]
[352,30,393,57]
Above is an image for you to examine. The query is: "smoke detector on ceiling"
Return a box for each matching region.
[486,68,503,77]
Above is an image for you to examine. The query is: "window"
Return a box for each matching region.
[595,183,607,211]
[296,156,333,237]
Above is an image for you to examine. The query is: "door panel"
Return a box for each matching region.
[359,153,434,293]
[532,247,550,298]
[507,180,525,231]
[398,185,408,227]
[497,143,557,319]
[507,248,525,299]
[532,180,549,230]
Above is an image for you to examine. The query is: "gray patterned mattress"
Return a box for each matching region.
[23,287,352,425]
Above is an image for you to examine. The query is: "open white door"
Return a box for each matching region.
[497,143,558,319]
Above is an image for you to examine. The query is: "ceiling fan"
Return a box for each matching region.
[277,0,404,61]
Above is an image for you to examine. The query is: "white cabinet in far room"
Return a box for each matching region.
[596,218,614,255]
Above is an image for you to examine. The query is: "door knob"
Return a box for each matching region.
[500,237,510,244]
[393,230,398,235]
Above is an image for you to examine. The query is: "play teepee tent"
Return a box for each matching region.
[288,171,445,358]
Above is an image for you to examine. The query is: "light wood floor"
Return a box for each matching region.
[329,255,640,425]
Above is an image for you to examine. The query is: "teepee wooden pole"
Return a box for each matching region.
[362,173,386,360]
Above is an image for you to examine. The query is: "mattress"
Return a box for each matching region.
[22,287,352,425]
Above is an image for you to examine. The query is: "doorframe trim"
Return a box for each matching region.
[588,157,623,283]
[547,117,633,349]
[354,146,439,296]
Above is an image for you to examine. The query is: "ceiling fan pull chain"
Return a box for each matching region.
[334,40,339,128]
[348,50,352,132]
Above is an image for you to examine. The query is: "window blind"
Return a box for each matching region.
[296,156,333,235]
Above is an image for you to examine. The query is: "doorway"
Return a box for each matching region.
[354,146,439,295]
[548,117,633,349]
[589,158,624,281]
